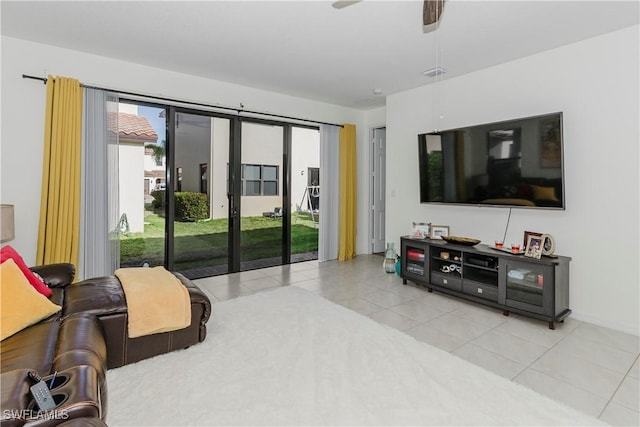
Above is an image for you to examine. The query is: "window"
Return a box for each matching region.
[307,167,319,186]
[242,164,279,196]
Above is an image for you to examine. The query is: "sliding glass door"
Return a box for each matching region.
[117,101,167,269]
[290,127,320,262]
[238,121,285,270]
[171,111,231,278]
[116,100,319,277]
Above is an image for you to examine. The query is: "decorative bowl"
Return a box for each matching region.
[440,236,482,246]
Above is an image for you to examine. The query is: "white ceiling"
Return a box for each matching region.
[2,1,638,110]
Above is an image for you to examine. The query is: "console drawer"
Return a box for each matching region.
[430,272,462,292]
[463,280,498,302]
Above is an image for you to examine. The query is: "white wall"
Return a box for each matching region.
[291,127,320,213]
[386,26,640,334]
[0,36,367,264]
[117,142,145,233]
[211,117,230,220]
[240,122,284,217]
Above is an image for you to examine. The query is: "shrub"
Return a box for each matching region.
[175,192,208,222]
[151,190,165,210]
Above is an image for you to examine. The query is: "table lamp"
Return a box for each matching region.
[1,204,15,243]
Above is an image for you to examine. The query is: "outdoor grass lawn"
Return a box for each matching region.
[120,212,318,270]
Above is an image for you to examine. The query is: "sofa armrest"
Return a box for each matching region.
[174,272,211,327]
[30,263,76,288]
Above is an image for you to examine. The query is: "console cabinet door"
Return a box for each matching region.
[402,240,428,282]
[501,259,554,316]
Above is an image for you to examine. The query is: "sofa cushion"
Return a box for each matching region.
[0,321,60,375]
[1,259,61,341]
[62,276,127,318]
[1,245,52,297]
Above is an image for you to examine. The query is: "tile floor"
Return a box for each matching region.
[194,254,640,426]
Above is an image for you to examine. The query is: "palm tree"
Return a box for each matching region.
[146,140,165,164]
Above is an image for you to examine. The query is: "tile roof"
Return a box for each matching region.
[108,112,158,143]
[144,170,165,178]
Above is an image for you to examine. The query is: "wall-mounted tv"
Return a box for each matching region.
[418,112,565,209]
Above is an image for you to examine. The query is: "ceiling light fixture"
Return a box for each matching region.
[372,88,383,96]
[421,66,447,78]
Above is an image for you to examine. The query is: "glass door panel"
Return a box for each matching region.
[117,102,166,269]
[290,127,319,263]
[173,113,230,278]
[505,261,545,308]
[239,122,284,270]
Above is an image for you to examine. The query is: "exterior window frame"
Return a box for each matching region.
[241,163,279,196]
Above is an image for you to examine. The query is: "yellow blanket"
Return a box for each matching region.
[115,267,191,339]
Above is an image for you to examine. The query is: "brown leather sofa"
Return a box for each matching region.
[1,263,211,426]
[63,273,211,369]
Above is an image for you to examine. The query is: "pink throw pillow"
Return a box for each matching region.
[0,245,52,297]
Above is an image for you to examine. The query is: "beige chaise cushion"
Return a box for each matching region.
[115,266,191,338]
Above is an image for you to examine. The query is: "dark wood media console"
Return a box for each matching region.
[401,236,571,329]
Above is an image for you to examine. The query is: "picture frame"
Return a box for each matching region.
[541,233,556,256]
[524,234,543,259]
[430,225,450,239]
[411,222,431,239]
[523,231,542,249]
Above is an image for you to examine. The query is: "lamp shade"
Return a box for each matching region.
[0,204,15,243]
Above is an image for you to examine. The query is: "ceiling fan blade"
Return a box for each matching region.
[423,0,445,31]
[332,1,362,9]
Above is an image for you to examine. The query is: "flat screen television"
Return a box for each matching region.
[418,112,565,209]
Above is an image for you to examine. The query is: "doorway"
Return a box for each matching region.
[371,127,386,254]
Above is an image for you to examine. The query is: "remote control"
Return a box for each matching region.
[30,381,57,411]
[27,370,57,411]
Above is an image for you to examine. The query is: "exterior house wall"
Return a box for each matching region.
[170,119,320,220]
[118,141,145,233]
[211,117,230,220]
[144,152,166,193]
[291,127,320,214]
[238,122,284,217]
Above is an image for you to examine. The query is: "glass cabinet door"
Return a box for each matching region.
[504,260,552,314]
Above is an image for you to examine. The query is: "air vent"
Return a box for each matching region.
[421,67,447,78]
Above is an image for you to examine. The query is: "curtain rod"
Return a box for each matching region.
[22,74,343,128]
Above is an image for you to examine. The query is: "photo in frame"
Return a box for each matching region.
[411,222,431,239]
[524,234,543,259]
[541,233,556,256]
[523,231,542,249]
[430,225,450,239]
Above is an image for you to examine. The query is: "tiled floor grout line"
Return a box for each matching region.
[596,352,640,418]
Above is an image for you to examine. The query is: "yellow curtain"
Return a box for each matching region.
[338,124,357,261]
[36,76,83,267]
